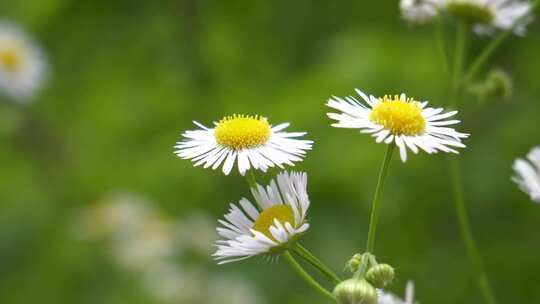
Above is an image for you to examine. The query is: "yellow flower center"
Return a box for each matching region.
[215,114,271,150]
[252,205,295,241]
[446,1,494,24]
[369,95,426,136]
[0,48,22,72]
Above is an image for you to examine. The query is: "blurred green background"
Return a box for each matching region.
[1,0,540,303]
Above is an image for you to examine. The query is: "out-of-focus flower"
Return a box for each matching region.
[74,192,266,304]
[512,146,540,203]
[214,171,310,264]
[0,21,48,102]
[327,89,469,162]
[440,0,533,35]
[378,281,415,304]
[174,114,313,175]
[400,0,440,24]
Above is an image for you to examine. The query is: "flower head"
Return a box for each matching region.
[440,0,533,35]
[512,146,540,203]
[400,0,440,24]
[174,115,313,175]
[327,89,469,162]
[378,281,415,304]
[214,171,310,264]
[0,21,48,101]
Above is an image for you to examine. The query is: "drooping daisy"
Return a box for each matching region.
[512,146,540,203]
[327,89,469,162]
[400,0,440,24]
[378,281,415,304]
[214,171,310,264]
[174,115,313,175]
[0,21,48,101]
[439,0,533,35]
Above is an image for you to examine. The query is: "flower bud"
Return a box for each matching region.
[333,278,377,304]
[345,253,363,273]
[467,69,513,104]
[366,263,395,288]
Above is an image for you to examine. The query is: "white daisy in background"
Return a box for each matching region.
[327,89,469,162]
[174,114,313,175]
[378,281,416,304]
[214,171,310,264]
[0,21,48,102]
[512,146,540,203]
[440,0,533,35]
[400,0,440,24]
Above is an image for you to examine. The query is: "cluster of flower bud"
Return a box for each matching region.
[334,253,396,304]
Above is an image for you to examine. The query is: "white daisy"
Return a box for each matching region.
[327,89,469,162]
[440,0,533,35]
[512,146,540,203]
[174,114,313,175]
[0,21,48,101]
[400,0,440,24]
[214,171,310,264]
[378,281,415,304]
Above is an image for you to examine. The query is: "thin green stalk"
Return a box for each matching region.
[451,21,467,106]
[448,158,497,304]
[246,169,258,189]
[366,143,395,253]
[282,251,335,300]
[435,18,450,76]
[446,16,498,304]
[292,244,341,284]
[464,0,540,83]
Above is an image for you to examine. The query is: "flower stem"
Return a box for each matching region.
[448,157,497,304]
[245,170,258,189]
[451,21,467,106]
[366,143,395,253]
[283,251,335,300]
[292,244,341,284]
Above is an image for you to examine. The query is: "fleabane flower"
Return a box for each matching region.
[512,146,540,203]
[440,0,533,35]
[327,89,469,162]
[174,115,313,175]
[214,171,310,264]
[0,21,48,101]
[400,0,440,24]
[378,281,415,304]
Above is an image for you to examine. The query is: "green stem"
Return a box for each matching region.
[292,244,341,284]
[283,251,335,300]
[448,158,497,304]
[463,30,510,84]
[366,143,395,253]
[245,170,258,189]
[451,21,467,107]
[435,18,450,76]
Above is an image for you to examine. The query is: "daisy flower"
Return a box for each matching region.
[512,146,540,203]
[440,0,533,35]
[0,21,48,101]
[214,171,310,264]
[400,0,440,24]
[326,89,469,162]
[174,115,313,175]
[378,281,415,304]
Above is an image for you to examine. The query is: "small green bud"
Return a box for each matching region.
[365,263,395,288]
[345,253,364,273]
[467,69,513,104]
[334,278,377,304]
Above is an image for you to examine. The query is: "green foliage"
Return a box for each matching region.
[0,1,539,304]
